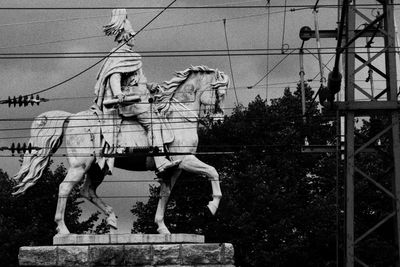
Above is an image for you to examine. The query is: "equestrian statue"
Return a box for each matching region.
[11,9,229,235]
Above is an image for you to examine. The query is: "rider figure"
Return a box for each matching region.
[94,9,178,174]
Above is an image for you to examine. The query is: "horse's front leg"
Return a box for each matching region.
[80,165,118,232]
[179,155,222,215]
[55,164,87,235]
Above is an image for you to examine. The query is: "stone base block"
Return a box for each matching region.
[53,234,204,245]
[19,243,234,266]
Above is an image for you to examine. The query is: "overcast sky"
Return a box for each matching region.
[0,0,398,232]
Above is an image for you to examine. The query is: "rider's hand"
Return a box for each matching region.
[117,93,126,103]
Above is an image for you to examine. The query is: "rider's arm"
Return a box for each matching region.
[109,73,125,102]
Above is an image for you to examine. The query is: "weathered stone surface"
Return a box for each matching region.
[19,246,57,266]
[181,244,221,265]
[222,243,235,264]
[54,234,109,245]
[152,244,181,265]
[89,245,124,266]
[57,246,89,267]
[54,234,204,245]
[124,245,152,266]
[18,242,235,266]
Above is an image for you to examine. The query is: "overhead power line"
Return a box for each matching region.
[0,0,267,28]
[0,50,395,59]
[0,0,177,102]
[0,4,394,10]
[1,46,381,55]
[223,19,239,105]
[0,9,306,51]
[248,50,295,89]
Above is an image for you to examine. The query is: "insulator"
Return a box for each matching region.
[36,95,40,105]
[23,95,29,106]
[30,95,34,106]
[22,143,27,153]
[12,96,17,107]
[328,70,342,95]
[10,143,15,153]
[18,95,23,107]
[16,143,21,153]
[28,143,32,153]
[8,96,11,107]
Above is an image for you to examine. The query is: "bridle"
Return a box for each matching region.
[165,70,227,127]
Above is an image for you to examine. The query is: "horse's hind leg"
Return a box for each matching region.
[154,170,181,234]
[54,164,87,235]
[80,165,118,231]
[178,155,222,215]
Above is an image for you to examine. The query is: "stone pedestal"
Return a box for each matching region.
[18,234,235,266]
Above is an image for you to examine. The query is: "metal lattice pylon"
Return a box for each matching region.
[340,0,400,266]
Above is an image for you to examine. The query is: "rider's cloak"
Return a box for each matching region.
[93,46,143,173]
[94,46,143,106]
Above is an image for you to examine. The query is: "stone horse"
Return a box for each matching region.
[12,66,229,235]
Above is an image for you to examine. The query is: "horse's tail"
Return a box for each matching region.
[12,110,71,196]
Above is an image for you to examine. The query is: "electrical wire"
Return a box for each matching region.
[265,0,271,100]
[248,49,295,89]
[0,0,268,29]
[0,46,389,55]
[280,0,288,54]
[222,19,239,105]
[0,4,395,10]
[1,50,397,59]
[6,0,177,100]
[0,9,308,51]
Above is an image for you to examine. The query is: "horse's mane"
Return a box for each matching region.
[156,65,228,115]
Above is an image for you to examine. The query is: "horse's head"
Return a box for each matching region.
[198,69,229,124]
[157,66,229,125]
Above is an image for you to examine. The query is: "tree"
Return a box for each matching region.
[131,83,339,266]
[0,163,100,267]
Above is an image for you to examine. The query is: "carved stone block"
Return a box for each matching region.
[181,244,222,265]
[89,245,124,266]
[223,243,235,264]
[19,246,57,266]
[152,244,181,265]
[18,241,235,266]
[57,246,89,267]
[124,245,152,266]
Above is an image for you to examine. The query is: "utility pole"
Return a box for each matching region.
[300,0,400,265]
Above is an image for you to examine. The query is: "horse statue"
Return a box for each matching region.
[11,66,229,235]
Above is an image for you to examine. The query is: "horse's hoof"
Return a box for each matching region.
[207,202,218,216]
[56,226,70,235]
[157,226,171,235]
[106,214,118,229]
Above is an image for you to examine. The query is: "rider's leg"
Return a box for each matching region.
[136,111,180,172]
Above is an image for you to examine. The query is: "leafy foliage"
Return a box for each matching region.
[0,163,100,267]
